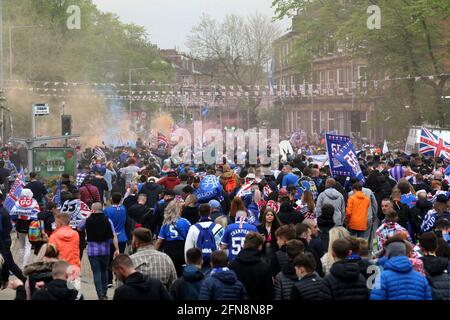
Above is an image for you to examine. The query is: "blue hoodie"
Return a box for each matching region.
[370,256,432,300]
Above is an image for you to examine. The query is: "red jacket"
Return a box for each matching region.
[157,176,181,190]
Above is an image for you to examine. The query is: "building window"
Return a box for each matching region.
[337,112,345,134]
[337,68,345,94]
[328,70,336,95]
[313,111,320,134]
[329,111,336,131]
[320,71,326,94]
[320,111,327,132]
[357,65,367,80]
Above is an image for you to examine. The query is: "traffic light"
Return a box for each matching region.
[350,111,361,132]
[61,115,72,136]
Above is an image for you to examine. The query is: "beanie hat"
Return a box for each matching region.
[385,241,406,259]
[21,188,34,199]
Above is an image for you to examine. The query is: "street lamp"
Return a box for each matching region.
[0,89,6,145]
[9,25,45,80]
[128,67,149,114]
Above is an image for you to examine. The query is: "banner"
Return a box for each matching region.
[194,175,224,203]
[326,134,365,183]
[4,168,25,213]
[334,141,365,183]
[33,148,76,178]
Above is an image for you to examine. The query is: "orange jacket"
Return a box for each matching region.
[49,226,80,268]
[346,191,370,231]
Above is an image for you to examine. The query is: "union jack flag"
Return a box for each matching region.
[157,132,169,148]
[419,127,450,160]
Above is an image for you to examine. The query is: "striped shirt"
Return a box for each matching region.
[130,245,177,289]
[389,165,404,182]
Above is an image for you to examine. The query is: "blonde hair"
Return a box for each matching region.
[185,194,197,207]
[0,253,4,266]
[163,198,184,226]
[253,189,262,204]
[215,215,229,229]
[325,227,350,265]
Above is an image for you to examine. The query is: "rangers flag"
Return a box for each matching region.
[419,127,450,160]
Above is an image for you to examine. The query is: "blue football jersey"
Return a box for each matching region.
[158,217,191,241]
[221,217,258,261]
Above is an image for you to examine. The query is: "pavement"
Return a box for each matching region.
[0,233,115,300]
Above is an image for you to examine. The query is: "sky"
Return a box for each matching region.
[92,0,291,52]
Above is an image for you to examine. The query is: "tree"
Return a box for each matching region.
[187,12,281,87]
[272,0,450,133]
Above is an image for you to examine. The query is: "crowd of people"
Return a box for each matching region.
[0,140,449,301]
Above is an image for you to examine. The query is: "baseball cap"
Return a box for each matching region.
[436,194,448,204]
[208,200,221,209]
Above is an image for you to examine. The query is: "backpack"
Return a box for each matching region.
[224,176,237,193]
[195,223,217,267]
[28,220,44,243]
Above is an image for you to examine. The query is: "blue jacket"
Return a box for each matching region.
[198,268,246,300]
[370,256,432,300]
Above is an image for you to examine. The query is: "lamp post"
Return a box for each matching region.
[0,90,5,145]
[9,25,45,80]
[128,67,149,114]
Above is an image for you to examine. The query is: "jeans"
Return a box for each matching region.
[348,229,367,239]
[16,232,31,269]
[88,255,109,299]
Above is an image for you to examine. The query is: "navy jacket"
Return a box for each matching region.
[198,269,246,300]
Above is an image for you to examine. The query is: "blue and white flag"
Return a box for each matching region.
[53,180,62,207]
[326,134,365,183]
[93,146,107,160]
[194,174,224,203]
[4,167,25,213]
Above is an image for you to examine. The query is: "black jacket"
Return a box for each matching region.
[123,194,138,211]
[271,246,289,277]
[140,182,163,208]
[393,200,411,230]
[31,279,82,300]
[278,202,304,226]
[323,260,369,300]
[170,265,205,300]
[257,223,279,254]
[300,237,324,277]
[291,272,332,300]
[229,248,274,300]
[25,180,47,205]
[274,262,299,300]
[420,255,450,300]
[317,214,335,252]
[92,177,109,203]
[113,272,173,300]
[410,200,433,235]
[127,203,155,231]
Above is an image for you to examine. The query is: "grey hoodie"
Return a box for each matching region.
[315,188,346,226]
